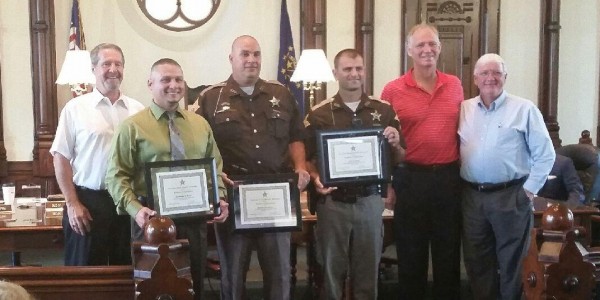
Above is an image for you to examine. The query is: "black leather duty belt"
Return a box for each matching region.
[330,185,380,204]
[404,161,458,172]
[466,177,526,193]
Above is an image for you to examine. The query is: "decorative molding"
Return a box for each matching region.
[136,0,220,32]
[537,0,561,147]
[29,0,59,195]
[355,0,374,95]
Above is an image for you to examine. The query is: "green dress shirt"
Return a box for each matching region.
[106,101,226,218]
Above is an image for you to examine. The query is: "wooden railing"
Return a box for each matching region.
[0,266,134,300]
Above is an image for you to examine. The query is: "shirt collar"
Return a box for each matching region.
[226,75,265,98]
[405,68,445,91]
[91,88,129,108]
[149,101,185,121]
[331,93,372,111]
[477,90,507,111]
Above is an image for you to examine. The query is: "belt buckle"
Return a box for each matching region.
[477,184,486,192]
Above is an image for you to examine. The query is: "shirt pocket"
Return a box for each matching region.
[214,110,242,142]
[266,110,291,139]
[496,127,522,148]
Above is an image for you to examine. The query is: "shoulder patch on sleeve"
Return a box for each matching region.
[368,96,391,106]
[311,97,334,111]
[199,82,226,97]
[265,80,285,87]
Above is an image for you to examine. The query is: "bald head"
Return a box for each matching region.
[229,35,262,86]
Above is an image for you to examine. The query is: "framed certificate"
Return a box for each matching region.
[227,173,302,233]
[316,127,391,187]
[144,158,220,220]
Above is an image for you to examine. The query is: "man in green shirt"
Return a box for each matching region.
[106,58,228,300]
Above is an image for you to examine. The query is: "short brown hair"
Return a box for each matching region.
[150,58,182,73]
[333,49,362,69]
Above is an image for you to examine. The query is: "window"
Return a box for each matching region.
[137,0,220,32]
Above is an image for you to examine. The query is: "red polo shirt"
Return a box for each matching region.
[381,69,463,165]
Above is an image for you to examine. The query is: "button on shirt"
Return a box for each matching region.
[458,91,555,194]
[50,89,145,190]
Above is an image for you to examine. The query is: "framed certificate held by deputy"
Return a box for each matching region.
[316,127,391,187]
[144,158,220,219]
[228,173,301,233]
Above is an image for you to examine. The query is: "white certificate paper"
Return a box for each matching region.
[327,135,381,179]
[155,169,210,216]
[238,182,295,226]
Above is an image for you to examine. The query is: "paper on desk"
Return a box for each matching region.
[16,197,47,204]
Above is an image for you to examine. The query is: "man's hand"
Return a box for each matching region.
[213,199,229,223]
[135,207,157,229]
[384,184,396,210]
[67,201,93,236]
[296,169,310,191]
[221,172,234,186]
[313,176,337,195]
[524,188,535,201]
[383,126,401,149]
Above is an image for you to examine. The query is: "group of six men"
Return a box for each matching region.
[50,23,555,300]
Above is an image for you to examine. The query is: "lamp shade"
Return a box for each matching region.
[56,50,96,85]
[290,49,335,83]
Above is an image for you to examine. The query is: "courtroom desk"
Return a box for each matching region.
[0,199,63,266]
[533,197,599,246]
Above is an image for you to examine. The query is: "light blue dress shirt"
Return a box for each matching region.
[458,91,555,194]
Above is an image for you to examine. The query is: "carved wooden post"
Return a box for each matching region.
[355,0,374,95]
[538,0,562,147]
[29,0,59,195]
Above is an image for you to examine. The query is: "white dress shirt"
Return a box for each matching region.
[50,89,145,190]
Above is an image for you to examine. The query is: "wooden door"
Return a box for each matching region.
[401,0,500,99]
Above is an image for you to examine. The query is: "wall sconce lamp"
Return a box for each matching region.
[56,50,95,96]
[290,49,335,107]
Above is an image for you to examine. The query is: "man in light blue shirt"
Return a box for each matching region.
[459,53,555,299]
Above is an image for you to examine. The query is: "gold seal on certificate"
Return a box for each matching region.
[316,128,391,186]
[144,158,220,219]
[228,173,301,232]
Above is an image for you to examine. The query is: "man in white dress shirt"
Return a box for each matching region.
[50,43,144,266]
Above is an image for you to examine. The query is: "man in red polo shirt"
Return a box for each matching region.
[380,23,464,300]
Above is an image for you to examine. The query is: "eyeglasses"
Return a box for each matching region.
[476,70,505,78]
